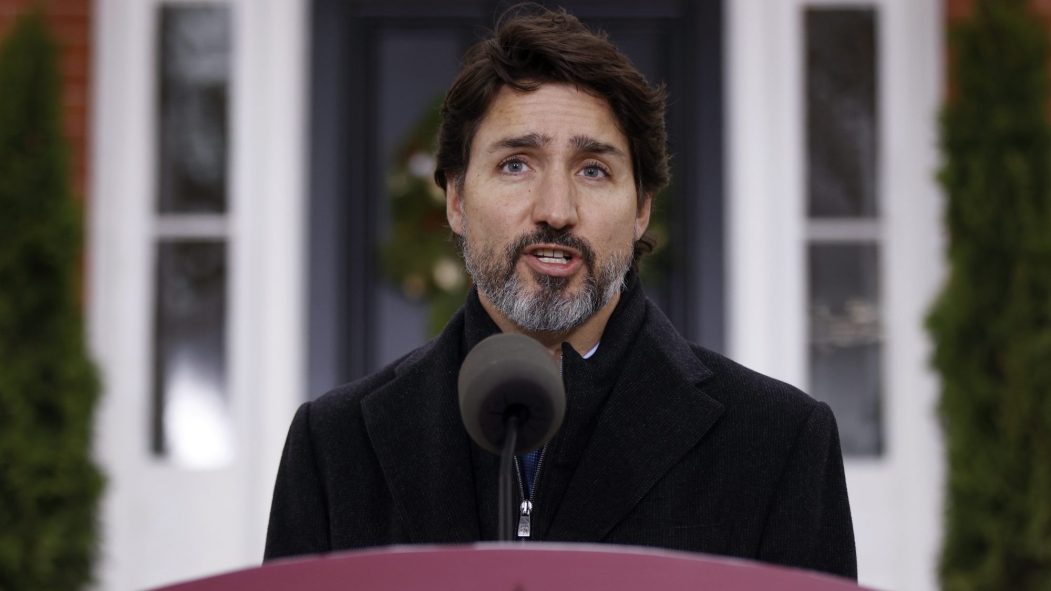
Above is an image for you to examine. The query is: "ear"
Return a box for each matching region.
[634,193,653,240]
[446,178,465,236]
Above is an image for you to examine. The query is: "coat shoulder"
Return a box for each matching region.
[688,344,828,429]
[307,338,440,429]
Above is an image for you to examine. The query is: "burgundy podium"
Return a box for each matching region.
[153,544,874,591]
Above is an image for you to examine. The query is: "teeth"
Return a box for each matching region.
[534,248,571,264]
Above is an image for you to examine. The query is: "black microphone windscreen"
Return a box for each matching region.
[458,333,566,454]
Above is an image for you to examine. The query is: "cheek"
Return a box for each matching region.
[600,207,643,245]
[466,191,532,232]
[463,203,516,246]
[594,225,637,258]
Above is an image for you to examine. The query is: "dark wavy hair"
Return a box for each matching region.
[434,3,670,260]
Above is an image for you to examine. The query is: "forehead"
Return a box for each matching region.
[473,83,629,153]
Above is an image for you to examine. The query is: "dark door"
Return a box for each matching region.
[308,0,724,394]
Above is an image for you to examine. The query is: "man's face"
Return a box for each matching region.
[446,83,651,333]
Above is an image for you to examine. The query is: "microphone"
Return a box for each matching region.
[458,333,566,455]
[459,333,566,542]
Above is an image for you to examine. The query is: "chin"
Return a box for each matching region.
[525,269,579,294]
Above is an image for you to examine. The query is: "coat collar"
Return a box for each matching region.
[360,278,724,544]
[543,299,724,541]
[359,310,481,544]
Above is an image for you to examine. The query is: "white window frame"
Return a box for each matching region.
[88,0,307,587]
[726,0,943,589]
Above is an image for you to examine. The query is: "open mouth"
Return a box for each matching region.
[521,244,584,277]
[531,247,574,266]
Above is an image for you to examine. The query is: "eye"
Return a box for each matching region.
[499,157,530,175]
[579,161,611,179]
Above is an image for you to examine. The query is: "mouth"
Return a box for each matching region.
[521,244,584,277]
[527,245,577,265]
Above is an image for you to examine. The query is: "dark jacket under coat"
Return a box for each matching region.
[264,279,857,580]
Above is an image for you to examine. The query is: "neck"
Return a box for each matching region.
[478,290,621,358]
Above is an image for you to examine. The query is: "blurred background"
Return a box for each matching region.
[1,0,1045,589]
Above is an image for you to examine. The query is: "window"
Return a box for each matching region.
[805,8,882,456]
[152,4,234,468]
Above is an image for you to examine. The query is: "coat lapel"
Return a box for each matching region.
[360,317,481,544]
[546,302,725,541]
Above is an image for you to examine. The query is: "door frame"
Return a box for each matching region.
[726,0,944,588]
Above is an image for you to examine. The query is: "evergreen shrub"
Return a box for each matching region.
[930,0,1051,588]
[0,10,103,591]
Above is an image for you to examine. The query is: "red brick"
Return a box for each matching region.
[47,0,89,18]
[946,0,973,22]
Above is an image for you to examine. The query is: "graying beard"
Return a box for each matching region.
[460,223,630,334]
[487,257,626,333]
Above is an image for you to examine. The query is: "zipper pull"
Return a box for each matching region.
[517,500,533,538]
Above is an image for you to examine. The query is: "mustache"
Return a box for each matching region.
[505,225,596,271]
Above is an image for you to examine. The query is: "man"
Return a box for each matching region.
[265,5,857,580]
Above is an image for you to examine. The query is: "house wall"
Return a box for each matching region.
[22,0,1049,587]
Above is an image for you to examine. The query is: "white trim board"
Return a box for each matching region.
[88,1,308,588]
[725,1,944,589]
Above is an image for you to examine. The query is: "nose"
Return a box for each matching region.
[531,170,579,230]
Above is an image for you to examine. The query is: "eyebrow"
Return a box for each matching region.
[487,132,551,152]
[485,132,627,158]
[571,135,626,157]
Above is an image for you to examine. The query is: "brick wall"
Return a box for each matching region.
[0,0,91,203]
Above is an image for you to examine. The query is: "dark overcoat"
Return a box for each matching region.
[264,280,857,580]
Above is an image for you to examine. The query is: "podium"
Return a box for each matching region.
[152,544,873,590]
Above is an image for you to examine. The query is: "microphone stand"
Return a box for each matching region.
[498,415,520,542]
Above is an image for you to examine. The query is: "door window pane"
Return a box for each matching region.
[157,5,231,213]
[808,244,882,456]
[806,9,878,218]
[152,241,233,468]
